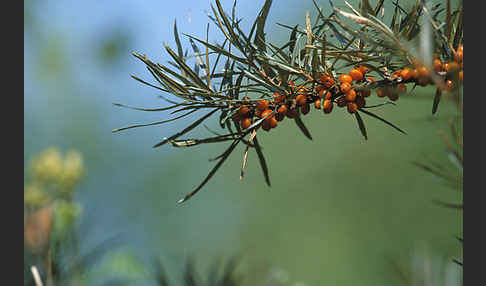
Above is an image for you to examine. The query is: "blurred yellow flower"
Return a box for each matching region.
[28,147,85,195]
[59,149,84,192]
[24,183,50,208]
[30,147,63,182]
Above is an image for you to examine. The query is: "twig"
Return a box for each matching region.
[31,266,44,286]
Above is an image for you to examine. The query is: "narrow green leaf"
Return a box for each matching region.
[210,3,233,46]
[177,139,241,203]
[205,23,211,89]
[432,200,462,209]
[355,112,368,140]
[294,115,313,140]
[359,109,407,134]
[240,144,250,180]
[360,0,375,17]
[452,6,463,49]
[174,19,186,78]
[233,72,245,100]
[153,109,218,148]
[156,63,196,87]
[169,133,241,147]
[289,24,299,55]
[215,0,243,51]
[130,74,169,93]
[374,0,385,16]
[112,101,188,112]
[132,53,190,97]
[254,0,273,52]
[163,43,211,92]
[445,0,451,39]
[432,87,442,115]
[112,110,197,133]
[183,34,248,65]
[253,136,271,186]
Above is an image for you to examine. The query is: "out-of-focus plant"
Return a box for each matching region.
[150,257,306,286]
[25,148,84,247]
[390,245,462,286]
[24,148,86,285]
[413,20,462,265]
[114,0,463,204]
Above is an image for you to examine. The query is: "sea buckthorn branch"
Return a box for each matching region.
[114,0,463,203]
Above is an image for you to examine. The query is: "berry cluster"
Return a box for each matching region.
[231,45,463,132]
[230,65,377,132]
[376,45,463,102]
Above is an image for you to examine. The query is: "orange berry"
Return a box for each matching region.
[456,50,463,61]
[388,92,399,101]
[356,96,366,109]
[241,118,251,129]
[347,102,357,114]
[433,59,443,72]
[392,70,401,79]
[345,89,357,102]
[314,99,321,109]
[262,120,271,131]
[412,69,419,79]
[242,96,250,104]
[273,92,285,104]
[337,97,347,107]
[340,82,351,93]
[254,109,262,118]
[397,83,406,93]
[256,99,269,111]
[457,45,463,54]
[349,69,364,81]
[232,113,242,123]
[296,86,309,93]
[315,84,325,94]
[445,61,460,74]
[237,105,249,117]
[417,77,429,86]
[455,50,463,63]
[325,91,333,100]
[418,66,430,78]
[296,94,307,106]
[357,65,367,75]
[445,80,454,91]
[301,103,310,115]
[261,109,273,119]
[320,73,335,88]
[376,89,386,98]
[288,80,296,90]
[459,70,463,82]
[400,68,413,81]
[269,117,278,128]
[455,45,463,62]
[318,89,332,99]
[318,88,328,98]
[411,59,421,68]
[360,89,371,97]
[339,74,353,84]
[286,107,298,118]
[319,73,328,83]
[277,105,288,115]
[322,99,333,114]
